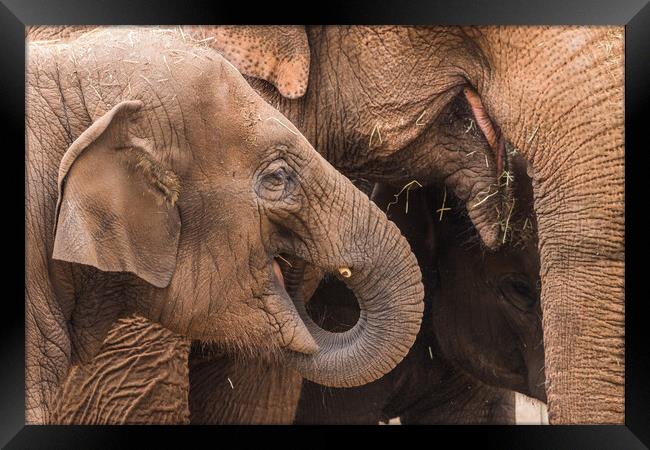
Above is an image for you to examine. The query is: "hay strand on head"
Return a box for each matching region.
[386,180,422,214]
[436,186,451,221]
[502,198,515,244]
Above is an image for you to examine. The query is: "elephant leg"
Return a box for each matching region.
[52,315,191,424]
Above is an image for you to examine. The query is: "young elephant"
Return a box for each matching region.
[25,28,425,423]
[184,160,543,424]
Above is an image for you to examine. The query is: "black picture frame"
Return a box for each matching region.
[3,0,648,448]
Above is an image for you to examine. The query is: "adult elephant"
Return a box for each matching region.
[25,27,424,423]
[190,25,623,424]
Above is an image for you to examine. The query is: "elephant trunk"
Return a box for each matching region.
[534,186,624,423]
[286,159,424,387]
[472,27,625,423]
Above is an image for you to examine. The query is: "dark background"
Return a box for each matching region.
[2,0,648,448]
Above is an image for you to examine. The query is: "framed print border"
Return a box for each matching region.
[2,0,648,448]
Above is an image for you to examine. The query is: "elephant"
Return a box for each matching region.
[25,27,426,423]
[187,156,544,424]
[33,25,623,424]
[51,166,540,425]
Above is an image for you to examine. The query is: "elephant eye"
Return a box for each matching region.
[256,161,294,201]
[497,273,538,312]
[265,168,288,187]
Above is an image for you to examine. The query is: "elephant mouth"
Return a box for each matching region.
[266,253,352,356]
[261,254,319,355]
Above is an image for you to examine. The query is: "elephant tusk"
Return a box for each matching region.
[338,267,352,278]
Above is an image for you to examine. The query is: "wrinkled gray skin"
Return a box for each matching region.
[53,315,192,424]
[25,28,425,423]
[41,25,623,424]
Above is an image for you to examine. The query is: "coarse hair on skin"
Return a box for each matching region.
[123,146,181,206]
[191,332,288,367]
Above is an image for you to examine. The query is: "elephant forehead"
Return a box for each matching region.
[337,26,481,91]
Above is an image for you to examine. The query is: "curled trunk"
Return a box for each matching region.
[284,157,425,387]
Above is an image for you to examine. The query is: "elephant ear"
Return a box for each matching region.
[185,25,310,99]
[52,100,181,288]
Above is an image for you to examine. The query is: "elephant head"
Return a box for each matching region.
[190,25,622,423]
[26,27,424,422]
[422,156,545,402]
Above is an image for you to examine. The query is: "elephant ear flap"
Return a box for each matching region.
[52,100,181,288]
[187,25,310,99]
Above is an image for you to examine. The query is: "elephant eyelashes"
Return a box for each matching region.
[256,160,295,202]
[264,168,288,188]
